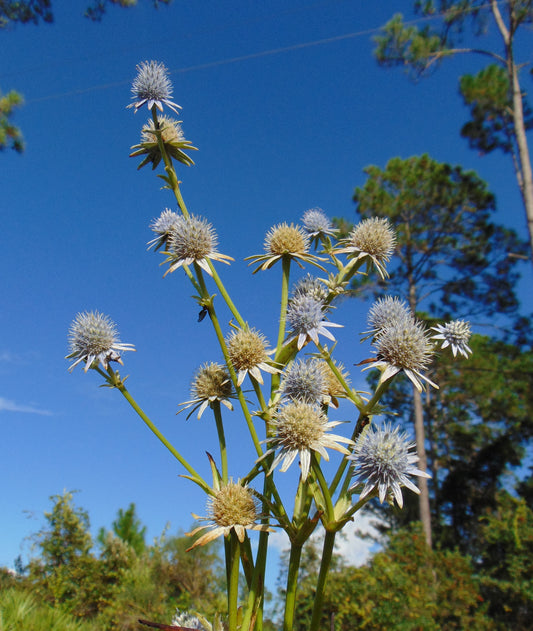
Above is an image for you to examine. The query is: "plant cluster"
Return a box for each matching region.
[66,60,472,631]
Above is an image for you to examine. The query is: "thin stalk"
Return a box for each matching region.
[317,341,364,409]
[150,106,189,217]
[309,530,336,631]
[212,402,228,484]
[103,368,209,492]
[272,256,291,395]
[283,543,302,631]
[207,260,246,327]
[228,532,241,631]
[311,454,335,523]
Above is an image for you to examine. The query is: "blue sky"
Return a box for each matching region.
[2,0,532,587]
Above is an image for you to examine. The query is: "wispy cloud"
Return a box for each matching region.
[0,397,52,416]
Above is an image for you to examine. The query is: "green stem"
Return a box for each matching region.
[317,341,364,410]
[207,260,246,327]
[151,106,189,217]
[311,454,335,523]
[106,370,209,493]
[283,543,302,631]
[212,402,228,484]
[228,532,241,631]
[309,530,336,631]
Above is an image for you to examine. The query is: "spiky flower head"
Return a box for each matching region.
[258,402,353,480]
[130,115,197,170]
[364,296,412,340]
[178,362,235,420]
[163,214,233,276]
[172,610,208,631]
[367,318,437,391]
[336,217,396,279]
[186,481,272,549]
[245,223,326,273]
[66,311,135,373]
[226,325,280,386]
[127,60,181,114]
[280,359,329,405]
[286,294,342,350]
[291,274,329,303]
[431,320,472,358]
[302,207,338,239]
[349,422,430,508]
[147,208,180,251]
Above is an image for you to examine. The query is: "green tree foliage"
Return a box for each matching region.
[351,154,528,324]
[477,491,533,630]
[279,527,494,630]
[97,502,146,556]
[0,88,24,152]
[374,1,533,260]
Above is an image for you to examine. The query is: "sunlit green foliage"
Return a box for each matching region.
[0,88,24,152]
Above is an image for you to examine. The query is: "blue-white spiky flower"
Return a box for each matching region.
[349,422,430,508]
[147,208,180,251]
[363,296,412,340]
[286,294,342,350]
[431,320,472,358]
[66,311,135,373]
[291,274,329,303]
[280,358,329,405]
[258,402,354,481]
[128,60,181,114]
[302,207,338,239]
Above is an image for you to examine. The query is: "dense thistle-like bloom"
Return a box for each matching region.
[259,402,353,480]
[286,294,342,350]
[291,274,329,303]
[302,207,337,240]
[186,481,272,549]
[130,115,198,170]
[127,60,181,114]
[66,311,135,372]
[245,222,325,273]
[226,326,280,386]
[177,362,235,420]
[171,610,208,631]
[431,320,472,358]
[147,208,180,251]
[336,217,396,279]
[349,423,430,508]
[368,318,437,391]
[163,214,233,276]
[363,296,412,340]
[280,359,329,405]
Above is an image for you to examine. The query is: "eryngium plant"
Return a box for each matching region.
[66,60,472,631]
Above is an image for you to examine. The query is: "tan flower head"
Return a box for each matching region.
[162,214,233,277]
[226,325,280,386]
[245,223,326,273]
[258,402,353,481]
[177,362,235,420]
[336,217,396,279]
[186,481,273,549]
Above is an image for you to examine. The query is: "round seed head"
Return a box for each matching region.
[226,327,271,372]
[349,422,430,507]
[348,217,396,259]
[320,359,350,398]
[291,274,329,303]
[274,402,327,451]
[208,482,259,528]
[192,362,233,400]
[169,214,217,261]
[302,207,336,237]
[376,319,433,373]
[265,223,309,256]
[281,359,328,404]
[367,296,412,334]
[141,115,185,144]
